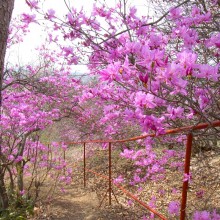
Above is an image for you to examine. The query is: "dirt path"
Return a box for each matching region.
[32,162,137,220]
[49,183,101,220]
[48,149,107,219]
[40,181,135,220]
[32,147,139,220]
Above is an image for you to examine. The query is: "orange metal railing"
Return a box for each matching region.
[66,120,220,220]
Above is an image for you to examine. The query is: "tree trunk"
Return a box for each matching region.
[16,138,26,202]
[0,171,9,210]
[0,0,15,210]
[16,161,24,205]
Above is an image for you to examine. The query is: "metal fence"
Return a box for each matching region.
[65,120,220,220]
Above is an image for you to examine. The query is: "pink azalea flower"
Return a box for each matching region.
[62,46,73,56]
[15,156,23,163]
[113,175,124,185]
[212,210,220,220]
[129,6,137,19]
[148,196,156,209]
[21,13,37,24]
[168,201,180,216]
[193,211,210,220]
[177,50,197,67]
[134,92,156,109]
[183,173,192,182]
[169,7,182,19]
[166,106,184,120]
[127,199,133,207]
[47,9,56,20]
[25,0,39,10]
[139,73,149,84]
[120,149,134,159]
[8,154,14,161]
[133,174,141,183]
[20,190,25,195]
[206,33,220,48]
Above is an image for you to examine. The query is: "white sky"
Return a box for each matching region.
[6,0,152,73]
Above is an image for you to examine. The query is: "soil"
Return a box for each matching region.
[31,174,138,220]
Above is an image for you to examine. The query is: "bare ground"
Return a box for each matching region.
[31,165,139,220]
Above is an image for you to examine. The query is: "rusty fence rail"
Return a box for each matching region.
[65,120,220,220]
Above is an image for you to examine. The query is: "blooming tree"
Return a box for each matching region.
[0,0,219,218]
[24,0,219,135]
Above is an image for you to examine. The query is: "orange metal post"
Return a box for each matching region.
[83,142,86,187]
[180,133,193,220]
[63,149,66,161]
[109,142,112,205]
[63,148,66,174]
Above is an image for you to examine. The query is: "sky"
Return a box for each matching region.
[6,0,97,73]
[6,0,152,73]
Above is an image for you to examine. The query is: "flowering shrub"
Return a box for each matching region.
[0,0,219,218]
